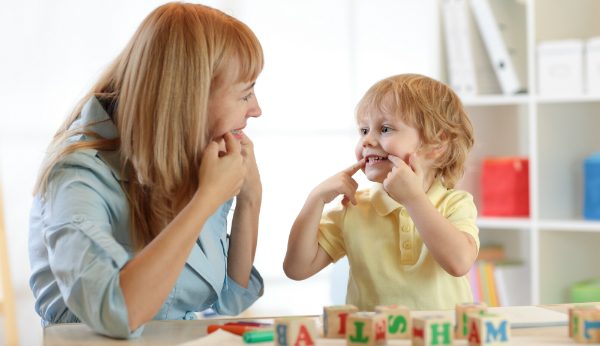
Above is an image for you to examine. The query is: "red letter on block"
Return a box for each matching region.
[468,321,480,344]
[294,325,314,346]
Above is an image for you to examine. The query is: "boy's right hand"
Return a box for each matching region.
[196,132,246,210]
[311,159,365,206]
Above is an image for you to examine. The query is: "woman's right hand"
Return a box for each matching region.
[196,131,246,210]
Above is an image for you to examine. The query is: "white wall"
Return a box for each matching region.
[0,0,439,343]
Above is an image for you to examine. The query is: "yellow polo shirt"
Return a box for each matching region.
[317,178,479,311]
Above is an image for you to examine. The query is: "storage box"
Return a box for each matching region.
[537,39,584,96]
[586,37,600,95]
[584,151,600,220]
[481,157,529,217]
[571,277,600,303]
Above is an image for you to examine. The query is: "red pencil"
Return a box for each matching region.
[207,325,257,336]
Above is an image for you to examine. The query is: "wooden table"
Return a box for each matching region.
[43,305,575,345]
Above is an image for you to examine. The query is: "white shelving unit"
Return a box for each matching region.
[444,0,600,305]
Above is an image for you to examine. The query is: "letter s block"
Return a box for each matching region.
[413,315,454,346]
[274,317,317,346]
[467,313,510,346]
[375,305,412,339]
[456,302,488,339]
[346,312,387,346]
[323,305,358,338]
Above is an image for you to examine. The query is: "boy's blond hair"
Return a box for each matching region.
[356,73,474,189]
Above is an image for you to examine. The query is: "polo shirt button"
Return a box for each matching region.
[184,311,198,320]
[72,215,83,223]
[401,209,409,217]
[403,242,411,249]
[402,225,410,232]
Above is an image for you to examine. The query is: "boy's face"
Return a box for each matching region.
[354,111,422,183]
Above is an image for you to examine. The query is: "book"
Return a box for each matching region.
[493,261,530,307]
[469,0,525,94]
[484,261,499,307]
[441,0,478,97]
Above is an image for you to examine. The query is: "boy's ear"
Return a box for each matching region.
[428,142,447,160]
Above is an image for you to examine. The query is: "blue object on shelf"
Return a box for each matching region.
[584,151,600,220]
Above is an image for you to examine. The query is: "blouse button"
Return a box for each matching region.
[72,215,83,223]
[403,242,412,249]
[184,311,198,320]
[402,225,410,232]
[401,209,409,217]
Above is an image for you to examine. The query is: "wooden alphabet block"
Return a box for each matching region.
[569,304,600,337]
[456,302,488,339]
[323,305,358,338]
[467,313,510,346]
[375,305,411,339]
[346,312,387,346]
[413,315,454,346]
[572,309,600,343]
[274,317,317,346]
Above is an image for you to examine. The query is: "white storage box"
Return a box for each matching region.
[537,39,584,96]
[586,37,600,95]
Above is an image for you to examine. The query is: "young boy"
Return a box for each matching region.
[283,74,478,311]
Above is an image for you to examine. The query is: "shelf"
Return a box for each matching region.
[539,219,600,232]
[536,95,600,104]
[476,217,531,229]
[462,94,529,106]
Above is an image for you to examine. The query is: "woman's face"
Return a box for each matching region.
[208,73,262,152]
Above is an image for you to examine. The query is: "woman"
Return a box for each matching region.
[28,2,263,338]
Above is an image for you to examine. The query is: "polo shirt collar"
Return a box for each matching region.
[370,178,447,215]
[69,96,129,181]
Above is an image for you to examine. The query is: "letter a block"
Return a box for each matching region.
[323,305,358,338]
[569,304,600,337]
[456,302,488,339]
[467,313,510,346]
[413,315,453,346]
[274,317,317,346]
[572,309,600,343]
[375,305,412,339]
[346,312,387,346]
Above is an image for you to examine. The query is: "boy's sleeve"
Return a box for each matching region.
[317,202,347,263]
[446,191,480,254]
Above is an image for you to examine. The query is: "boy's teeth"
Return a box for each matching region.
[231,129,241,134]
[368,157,387,163]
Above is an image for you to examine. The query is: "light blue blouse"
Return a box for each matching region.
[28,96,264,339]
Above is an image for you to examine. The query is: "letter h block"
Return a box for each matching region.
[569,304,600,337]
[413,315,453,346]
[456,302,488,339]
[323,305,358,338]
[346,312,387,346]
[274,317,317,346]
[572,309,600,343]
[375,305,412,339]
[467,313,510,346]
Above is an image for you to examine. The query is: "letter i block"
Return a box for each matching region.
[323,305,358,338]
[569,304,600,337]
[375,305,412,339]
[467,313,510,346]
[413,315,453,346]
[346,312,387,346]
[274,318,317,346]
[456,302,488,339]
[572,309,600,343]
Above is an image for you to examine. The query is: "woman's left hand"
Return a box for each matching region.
[237,132,262,204]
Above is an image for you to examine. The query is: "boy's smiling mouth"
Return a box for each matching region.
[365,155,388,166]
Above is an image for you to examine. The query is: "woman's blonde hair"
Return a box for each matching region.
[34,2,264,251]
[356,73,474,188]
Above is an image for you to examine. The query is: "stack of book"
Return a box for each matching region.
[466,245,530,307]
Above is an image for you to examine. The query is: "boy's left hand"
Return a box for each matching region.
[383,153,425,205]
